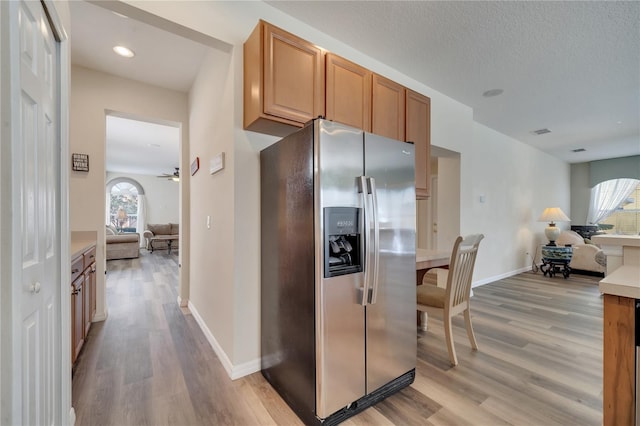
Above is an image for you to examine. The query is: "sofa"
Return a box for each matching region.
[105,225,140,260]
[554,230,606,275]
[143,223,179,253]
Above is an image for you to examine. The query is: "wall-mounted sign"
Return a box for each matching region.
[210,152,225,175]
[72,153,89,172]
[191,157,200,176]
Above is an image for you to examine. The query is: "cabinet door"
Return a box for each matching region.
[326,53,372,131]
[263,22,324,124]
[406,90,431,199]
[71,276,84,363]
[244,20,324,136]
[83,269,91,337]
[89,262,96,320]
[372,73,405,140]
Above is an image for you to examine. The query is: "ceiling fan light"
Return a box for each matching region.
[171,176,180,182]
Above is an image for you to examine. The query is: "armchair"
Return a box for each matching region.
[555,230,606,275]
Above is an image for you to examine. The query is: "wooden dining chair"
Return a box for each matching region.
[417,234,484,366]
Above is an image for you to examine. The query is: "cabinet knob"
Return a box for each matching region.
[30,282,41,294]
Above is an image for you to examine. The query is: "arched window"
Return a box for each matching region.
[106,178,146,244]
[588,178,640,234]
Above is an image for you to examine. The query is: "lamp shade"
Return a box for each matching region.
[538,207,570,224]
[117,207,128,221]
[538,207,570,246]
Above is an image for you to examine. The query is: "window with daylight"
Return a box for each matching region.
[106,178,146,236]
[588,178,640,235]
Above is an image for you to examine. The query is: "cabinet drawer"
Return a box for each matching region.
[71,256,84,282]
[83,246,96,270]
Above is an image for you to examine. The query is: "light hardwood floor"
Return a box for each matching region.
[73,252,603,425]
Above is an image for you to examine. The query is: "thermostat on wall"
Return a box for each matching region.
[210,152,225,175]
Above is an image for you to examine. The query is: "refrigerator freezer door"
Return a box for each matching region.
[315,120,367,418]
[363,133,417,394]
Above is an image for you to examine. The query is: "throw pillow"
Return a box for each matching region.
[106,225,118,235]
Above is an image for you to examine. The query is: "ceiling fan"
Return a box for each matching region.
[157,167,180,182]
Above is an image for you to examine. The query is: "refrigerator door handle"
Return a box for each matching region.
[369,177,380,304]
[359,175,371,306]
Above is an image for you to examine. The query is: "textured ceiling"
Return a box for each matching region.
[266,1,640,163]
[71,1,640,168]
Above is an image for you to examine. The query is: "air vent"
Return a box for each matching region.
[531,128,551,135]
[572,148,586,153]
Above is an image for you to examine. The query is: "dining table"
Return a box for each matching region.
[416,248,450,285]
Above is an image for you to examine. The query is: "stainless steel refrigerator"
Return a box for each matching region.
[261,119,416,425]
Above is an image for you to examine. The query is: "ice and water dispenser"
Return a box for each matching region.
[323,207,362,278]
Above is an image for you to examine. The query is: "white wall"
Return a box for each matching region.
[462,123,570,283]
[123,0,572,375]
[70,65,188,321]
[106,172,179,224]
[187,47,238,369]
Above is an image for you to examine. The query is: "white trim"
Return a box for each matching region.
[187,301,260,380]
[176,295,188,308]
[471,266,531,288]
[92,311,108,322]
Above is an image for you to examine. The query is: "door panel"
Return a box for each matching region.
[17,1,60,424]
[363,133,416,393]
[315,120,366,417]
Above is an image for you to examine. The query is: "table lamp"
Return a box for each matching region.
[116,207,128,232]
[538,207,570,246]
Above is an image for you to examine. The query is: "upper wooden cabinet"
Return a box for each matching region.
[406,90,431,199]
[244,20,325,137]
[372,73,405,141]
[243,20,432,199]
[325,53,372,132]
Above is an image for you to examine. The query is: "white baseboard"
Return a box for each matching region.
[92,309,108,322]
[69,406,76,425]
[187,301,261,380]
[472,266,532,289]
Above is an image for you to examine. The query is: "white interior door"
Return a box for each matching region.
[15,1,60,424]
[427,175,438,249]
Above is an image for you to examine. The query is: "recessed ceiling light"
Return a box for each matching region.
[113,45,135,58]
[147,143,161,148]
[482,88,503,98]
[617,121,623,124]
[531,128,551,135]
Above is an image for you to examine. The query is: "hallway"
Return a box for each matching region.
[71,251,301,425]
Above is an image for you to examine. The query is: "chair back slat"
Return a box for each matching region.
[446,234,484,309]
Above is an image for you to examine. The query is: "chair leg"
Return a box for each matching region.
[464,309,479,350]
[444,315,458,366]
[420,311,428,331]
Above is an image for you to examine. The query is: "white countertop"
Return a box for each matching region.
[599,265,640,298]
[592,234,640,247]
[71,231,97,260]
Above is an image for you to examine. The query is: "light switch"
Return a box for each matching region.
[206,215,211,229]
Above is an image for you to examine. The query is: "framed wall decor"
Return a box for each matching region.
[191,157,200,176]
[72,153,89,172]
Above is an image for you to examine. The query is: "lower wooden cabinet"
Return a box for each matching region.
[603,294,635,426]
[71,275,84,364]
[71,244,97,365]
